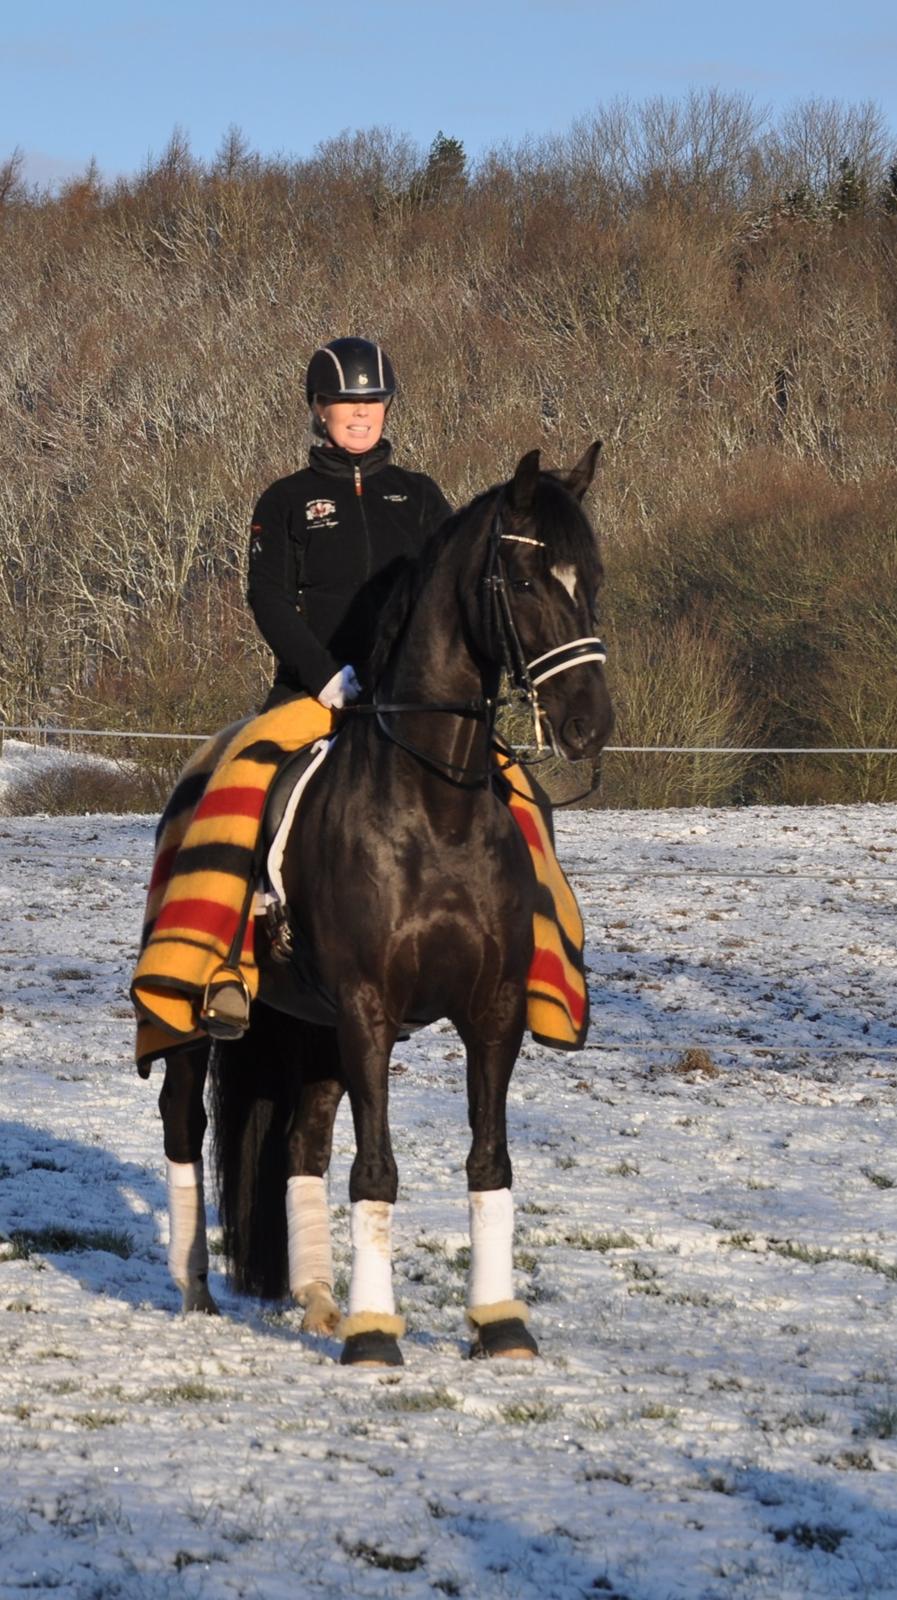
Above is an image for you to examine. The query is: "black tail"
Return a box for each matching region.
[209,1003,302,1298]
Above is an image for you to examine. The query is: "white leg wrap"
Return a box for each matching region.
[348,1200,395,1316]
[286,1175,333,1294]
[166,1159,208,1289]
[469,1187,514,1308]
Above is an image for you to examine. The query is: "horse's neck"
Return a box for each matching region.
[377,540,492,783]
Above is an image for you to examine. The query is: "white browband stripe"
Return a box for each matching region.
[500,534,546,547]
[528,637,605,671]
[531,650,607,686]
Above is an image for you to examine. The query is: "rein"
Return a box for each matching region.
[344,494,608,788]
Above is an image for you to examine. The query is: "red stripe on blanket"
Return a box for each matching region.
[194,785,267,822]
[507,803,546,856]
[153,897,242,942]
[527,949,586,1025]
[149,844,178,893]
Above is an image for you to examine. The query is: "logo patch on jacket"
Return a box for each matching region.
[306,499,337,522]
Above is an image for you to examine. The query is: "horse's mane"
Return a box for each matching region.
[369,472,600,683]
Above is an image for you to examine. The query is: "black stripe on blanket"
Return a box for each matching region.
[168,842,257,880]
[156,772,211,841]
[238,738,301,766]
[533,881,584,969]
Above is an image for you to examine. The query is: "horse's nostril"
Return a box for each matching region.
[563,718,590,751]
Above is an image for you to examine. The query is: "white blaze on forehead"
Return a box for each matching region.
[551,563,577,599]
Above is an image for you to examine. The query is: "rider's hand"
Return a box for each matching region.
[317,665,362,710]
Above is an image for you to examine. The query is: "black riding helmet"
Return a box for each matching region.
[305,337,397,406]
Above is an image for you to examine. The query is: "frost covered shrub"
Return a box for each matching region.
[600,619,756,808]
[1,756,168,816]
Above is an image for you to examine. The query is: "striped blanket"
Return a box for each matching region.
[131,705,589,1072]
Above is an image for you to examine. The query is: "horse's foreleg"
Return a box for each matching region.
[336,993,403,1366]
[285,1038,345,1334]
[460,1003,538,1360]
[159,1044,219,1314]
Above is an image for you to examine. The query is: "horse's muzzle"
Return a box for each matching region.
[558,704,615,761]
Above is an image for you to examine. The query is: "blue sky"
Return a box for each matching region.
[4,0,896,185]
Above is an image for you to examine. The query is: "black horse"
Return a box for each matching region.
[159,446,613,1366]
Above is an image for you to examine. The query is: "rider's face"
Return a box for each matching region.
[316,396,387,453]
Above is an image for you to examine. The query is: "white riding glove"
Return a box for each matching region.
[317,664,362,710]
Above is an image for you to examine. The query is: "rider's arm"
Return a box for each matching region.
[247,484,342,698]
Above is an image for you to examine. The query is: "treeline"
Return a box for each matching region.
[2,92,896,806]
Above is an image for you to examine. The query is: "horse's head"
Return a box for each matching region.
[482,444,614,761]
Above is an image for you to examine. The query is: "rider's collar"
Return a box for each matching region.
[308,439,393,479]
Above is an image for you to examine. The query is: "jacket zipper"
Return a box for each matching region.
[355,463,372,577]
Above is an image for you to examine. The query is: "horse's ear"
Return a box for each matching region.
[564,440,603,501]
[509,449,541,514]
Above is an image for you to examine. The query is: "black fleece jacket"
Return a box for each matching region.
[247,440,452,698]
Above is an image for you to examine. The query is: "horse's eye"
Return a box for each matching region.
[512,579,534,593]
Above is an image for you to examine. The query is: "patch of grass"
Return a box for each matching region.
[861,1167,895,1190]
[75,1411,119,1430]
[861,1404,897,1440]
[606,1159,640,1177]
[518,1201,550,1216]
[174,1552,214,1572]
[342,1540,425,1573]
[824,1449,876,1471]
[10,1226,134,1260]
[767,1240,897,1281]
[673,1049,719,1077]
[768,1408,828,1431]
[378,1388,459,1414]
[150,1381,222,1405]
[563,1229,637,1252]
[639,1403,679,1423]
[773,1523,847,1554]
[499,1399,558,1425]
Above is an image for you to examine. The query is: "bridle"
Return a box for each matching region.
[480,497,607,756]
[345,493,608,787]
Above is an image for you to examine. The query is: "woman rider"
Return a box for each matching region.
[146,338,451,1312]
[177,337,453,1040]
[248,336,452,713]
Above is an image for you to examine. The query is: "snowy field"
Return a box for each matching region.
[1,784,896,1599]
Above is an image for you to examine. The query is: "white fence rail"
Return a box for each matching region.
[4,724,897,754]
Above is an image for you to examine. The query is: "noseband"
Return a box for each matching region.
[482,500,607,753]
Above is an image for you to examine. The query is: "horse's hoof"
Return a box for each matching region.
[299,1285,341,1335]
[181,1280,220,1315]
[469,1317,538,1360]
[340,1330,404,1367]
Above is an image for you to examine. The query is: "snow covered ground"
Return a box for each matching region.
[1,794,896,1599]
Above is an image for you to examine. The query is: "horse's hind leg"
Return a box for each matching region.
[158,1042,219,1315]
[460,1008,538,1361]
[284,1022,345,1335]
